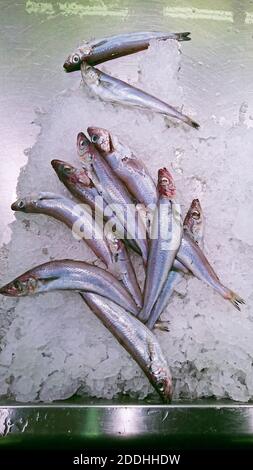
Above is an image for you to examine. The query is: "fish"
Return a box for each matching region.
[106,233,142,309]
[11,192,113,270]
[63,31,191,72]
[81,63,199,129]
[138,168,182,323]
[77,132,148,262]
[87,126,157,207]
[0,260,139,316]
[176,232,245,311]
[81,292,172,402]
[147,199,205,329]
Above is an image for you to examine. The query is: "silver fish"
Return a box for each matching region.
[0,260,139,315]
[82,292,172,402]
[106,233,142,309]
[11,192,113,270]
[63,31,191,72]
[81,63,199,129]
[77,132,148,262]
[87,126,157,207]
[177,232,245,311]
[147,199,205,329]
[138,168,182,323]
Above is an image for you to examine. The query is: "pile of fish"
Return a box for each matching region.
[0,32,245,402]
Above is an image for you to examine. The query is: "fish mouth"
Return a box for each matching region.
[63,61,79,73]
[51,159,73,182]
[0,283,20,297]
[11,200,20,211]
[77,132,90,156]
[51,159,65,174]
[11,198,27,212]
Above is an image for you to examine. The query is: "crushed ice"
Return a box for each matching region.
[0,39,252,402]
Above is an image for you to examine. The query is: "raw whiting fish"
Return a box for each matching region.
[177,233,245,311]
[87,126,157,207]
[138,168,182,323]
[0,260,139,315]
[82,293,172,402]
[81,63,199,129]
[63,31,191,72]
[147,199,205,329]
[11,193,113,270]
[77,132,148,262]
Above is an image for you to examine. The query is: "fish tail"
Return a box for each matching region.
[227,291,246,311]
[154,320,170,332]
[183,115,200,129]
[176,32,191,42]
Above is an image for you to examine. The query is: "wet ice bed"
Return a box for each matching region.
[0,39,252,402]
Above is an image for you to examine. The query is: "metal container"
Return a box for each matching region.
[0,1,252,456]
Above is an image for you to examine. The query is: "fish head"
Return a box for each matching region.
[51,160,92,187]
[77,132,93,163]
[157,167,176,198]
[63,44,92,72]
[11,196,32,213]
[183,198,204,244]
[106,232,123,256]
[0,263,60,297]
[12,193,64,213]
[11,194,51,213]
[150,363,173,403]
[0,273,39,297]
[87,127,112,154]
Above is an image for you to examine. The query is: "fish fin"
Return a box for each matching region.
[176,32,191,42]
[92,39,107,49]
[228,291,245,311]
[154,320,170,332]
[186,117,200,129]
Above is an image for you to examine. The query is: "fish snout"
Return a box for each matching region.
[51,159,64,173]
[0,282,18,296]
[11,199,26,212]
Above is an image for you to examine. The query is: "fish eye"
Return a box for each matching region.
[192,211,200,219]
[72,54,80,64]
[64,166,72,175]
[79,140,86,149]
[13,280,22,290]
[91,135,99,143]
[161,177,169,184]
[18,200,25,209]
